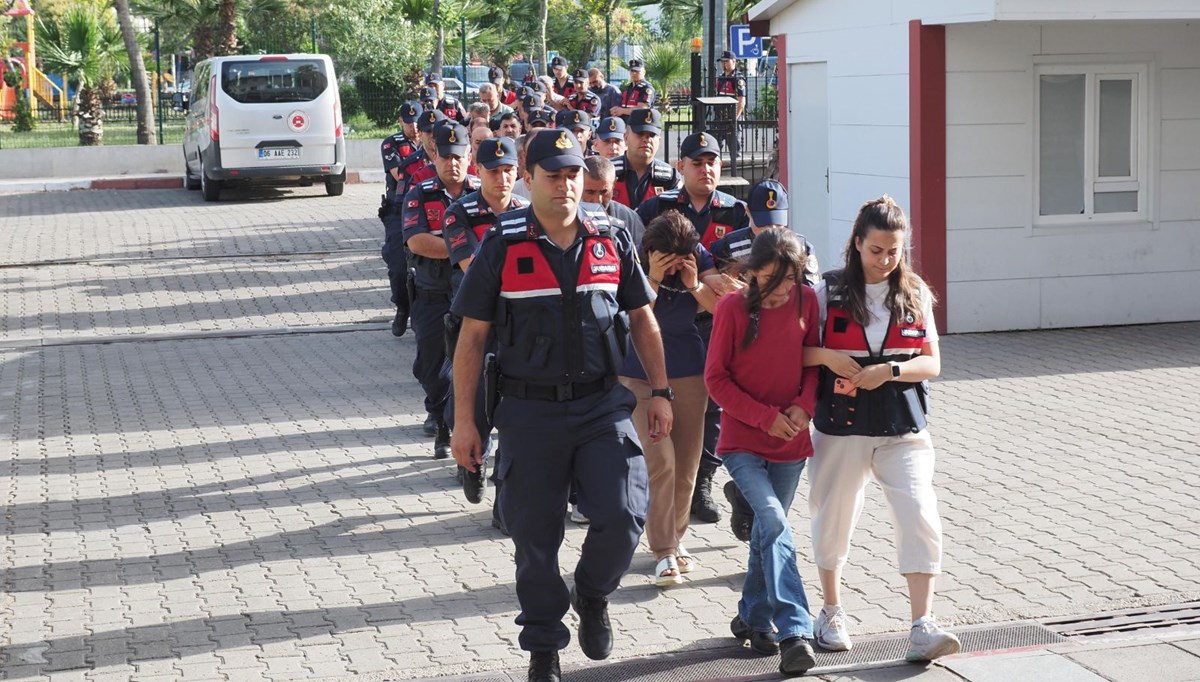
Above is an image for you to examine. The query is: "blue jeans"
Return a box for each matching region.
[723,452,814,642]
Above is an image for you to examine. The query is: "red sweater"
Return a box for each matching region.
[704,285,820,462]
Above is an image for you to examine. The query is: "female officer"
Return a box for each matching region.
[803,196,960,662]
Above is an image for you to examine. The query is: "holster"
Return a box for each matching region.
[405,268,417,307]
[377,193,389,221]
[483,352,500,425]
[444,312,462,359]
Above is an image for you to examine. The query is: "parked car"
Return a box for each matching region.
[442,76,479,99]
[182,53,346,201]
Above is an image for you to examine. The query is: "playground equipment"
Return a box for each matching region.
[2,0,68,119]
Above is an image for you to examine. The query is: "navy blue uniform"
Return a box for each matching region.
[451,204,654,652]
[619,80,654,112]
[568,90,602,117]
[709,226,820,285]
[609,156,682,209]
[380,134,422,316]
[398,174,481,423]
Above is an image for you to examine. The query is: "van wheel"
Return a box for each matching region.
[200,160,222,202]
[183,152,201,190]
[325,172,345,197]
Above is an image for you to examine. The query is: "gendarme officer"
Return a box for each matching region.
[449,130,673,682]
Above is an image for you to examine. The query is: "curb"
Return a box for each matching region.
[1,169,383,193]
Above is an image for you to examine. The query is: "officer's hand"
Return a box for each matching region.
[451,423,483,472]
[850,363,891,391]
[823,349,863,379]
[704,272,744,297]
[767,412,801,441]
[782,404,812,431]
[646,398,673,444]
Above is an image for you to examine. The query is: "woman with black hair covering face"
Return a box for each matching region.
[704,227,820,676]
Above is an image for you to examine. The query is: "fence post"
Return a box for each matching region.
[155,20,164,145]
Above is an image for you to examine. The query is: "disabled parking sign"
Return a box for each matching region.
[729,25,763,59]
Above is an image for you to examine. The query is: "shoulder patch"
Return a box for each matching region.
[651,162,674,183]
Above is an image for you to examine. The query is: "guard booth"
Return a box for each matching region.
[692,94,743,176]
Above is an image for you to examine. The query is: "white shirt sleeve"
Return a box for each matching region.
[814,279,828,344]
[922,286,939,344]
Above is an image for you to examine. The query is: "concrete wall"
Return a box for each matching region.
[945,21,1200,332]
[0,139,382,180]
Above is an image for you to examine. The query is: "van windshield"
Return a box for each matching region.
[221,59,328,103]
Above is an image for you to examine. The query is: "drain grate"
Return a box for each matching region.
[1043,601,1200,638]
[405,623,1065,682]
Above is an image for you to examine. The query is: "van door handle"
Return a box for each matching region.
[272,115,283,119]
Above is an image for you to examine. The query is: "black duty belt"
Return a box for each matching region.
[498,375,616,402]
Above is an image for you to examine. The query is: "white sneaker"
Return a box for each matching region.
[814,605,853,651]
[569,504,590,525]
[906,616,961,662]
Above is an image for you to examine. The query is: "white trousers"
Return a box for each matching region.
[808,430,943,575]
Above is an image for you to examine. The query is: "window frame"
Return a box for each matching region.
[1032,60,1152,229]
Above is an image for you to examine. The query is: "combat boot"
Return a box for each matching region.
[690,461,721,523]
[433,420,451,459]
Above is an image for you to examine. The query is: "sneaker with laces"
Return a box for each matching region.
[814,605,853,651]
[905,616,961,662]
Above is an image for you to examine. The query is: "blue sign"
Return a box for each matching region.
[729,25,763,59]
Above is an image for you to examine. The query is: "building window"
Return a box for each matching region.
[1035,64,1148,224]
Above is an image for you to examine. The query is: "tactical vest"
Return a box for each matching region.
[715,74,743,97]
[491,207,630,386]
[611,157,677,208]
[645,189,745,248]
[437,97,466,123]
[813,270,931,437]
[570,92,601,116]
[408,176,477,294]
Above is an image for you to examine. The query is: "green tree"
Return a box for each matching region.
[37,4,128,145]
[132,0,285,60]
[640,40,689,111]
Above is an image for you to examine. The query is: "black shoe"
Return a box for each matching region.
[391,309,408,337]
[724,481,753,542]
[731,615,778,655]
[433,420,451,460]
[527,650,560,682]
[778,637,817,675]
[491,514,509,536]
[423,414,438,436]
[570,585,612,661]
[461,464,485,503]
[690,464,721,523]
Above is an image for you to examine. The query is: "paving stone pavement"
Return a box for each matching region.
[2,186,1199,681]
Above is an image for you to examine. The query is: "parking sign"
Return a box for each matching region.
[729,25,763,59]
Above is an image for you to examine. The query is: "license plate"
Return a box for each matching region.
[258,148,300,159]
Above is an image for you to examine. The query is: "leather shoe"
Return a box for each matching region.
[731,614,778,655]
[391,309,408,337]
[461,464,485,504]
[527,650,560,682]
[778,637,817,675]
[433,420,451,460]
[422,414,438,436]
[570,585,612,660]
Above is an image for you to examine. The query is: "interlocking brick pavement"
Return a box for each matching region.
[1,186,1199,681]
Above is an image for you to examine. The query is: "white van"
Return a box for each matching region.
[183,54,346,201]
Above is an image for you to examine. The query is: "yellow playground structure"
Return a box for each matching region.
[2,0,69,120]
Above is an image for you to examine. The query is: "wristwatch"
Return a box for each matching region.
[890,362,902,380]
[650,387,675,401]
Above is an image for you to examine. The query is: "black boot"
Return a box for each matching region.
[423,414,438,436]
[570,585,612,661]
[724,480,755,542]
[731,614,778,655]
[461,463,485,504]
[391,307,409,337]
[778,637,816,675]
[433,420,451,460]
[527,650,560,682]
[690,461,721,523]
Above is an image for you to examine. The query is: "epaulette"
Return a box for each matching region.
[498,208,533,240]
[418,177,441,193]
[611,156,627,175]
[659,188,682,202]
[651,161,675,183]
[712,190,739,208]
[581,206,614,236]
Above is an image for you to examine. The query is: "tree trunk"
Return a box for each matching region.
[538,0,547,77]
[193,24,215,62]
[218,0,238,56]
[113,0,157,145]
[77,87,104,146]
[432,0,444,72]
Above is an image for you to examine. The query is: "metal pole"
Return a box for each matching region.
[310,16,317,53]
[605,14,611,77]
[155,20,164,145]
[461,17,467,92]
[691,51,702,133]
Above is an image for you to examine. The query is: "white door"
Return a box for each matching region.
[787,62,832,273]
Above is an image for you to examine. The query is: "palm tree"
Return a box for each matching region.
[641,41,690,111]
[113,0,156,145]
[133,0,285,61]
[37,5,127,146]
[217,0,238,55]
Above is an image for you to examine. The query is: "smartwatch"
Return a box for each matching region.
[650,387,675,401]
[890,362,902,380]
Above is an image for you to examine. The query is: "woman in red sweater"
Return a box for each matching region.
[704,227,819,676]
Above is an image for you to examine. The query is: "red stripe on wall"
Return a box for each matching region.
[775,34,788,188]
[908,20,948,333]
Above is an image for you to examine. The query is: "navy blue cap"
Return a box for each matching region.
[488,66,504,82]
[555,109,591,130]
[522,93,545,112]
[425,72,443,84]
[596,117,626,140]
[628,108,662,134]
[628,58,644,71]
[572,69,587,81]
[528,108,554,127]
[680,131,721,159]
[526,130,585,170]
[419,86,436,102]
[719,50,736,61]
[749,179,789,226]
[417,109,447,132]
[550,56,567,68]
[399,101,421,123]
[477,137,518,169]
[435,122,470,157]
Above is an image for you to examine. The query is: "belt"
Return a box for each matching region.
[415,290,452,303]
[499,375,616,402]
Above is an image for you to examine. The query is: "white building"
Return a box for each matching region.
[747,0,1200,332]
